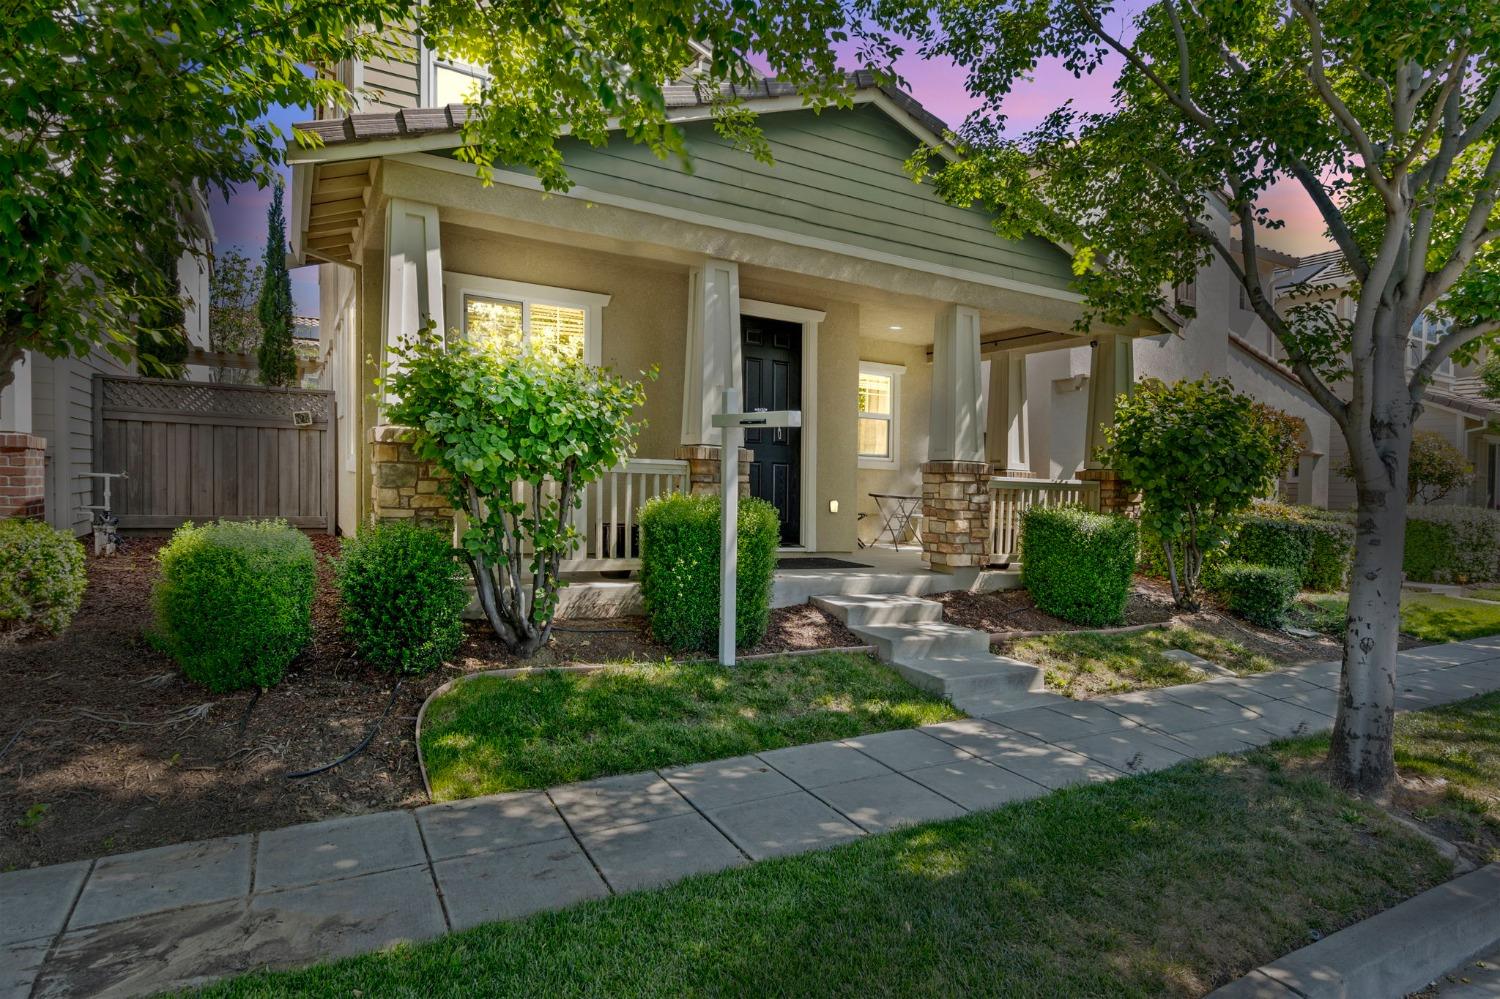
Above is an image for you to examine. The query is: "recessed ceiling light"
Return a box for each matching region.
[888,324,903,331]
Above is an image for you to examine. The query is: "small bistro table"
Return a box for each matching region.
[866,493,923,550]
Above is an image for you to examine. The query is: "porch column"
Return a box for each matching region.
[985,350,1030,476]
[381,200,443,375]
[923,305,991,574]
[677,259,749,495]
[373,200,444,523]
[1078,332,1138,514]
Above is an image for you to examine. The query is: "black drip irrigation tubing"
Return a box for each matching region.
[285,680,402,780]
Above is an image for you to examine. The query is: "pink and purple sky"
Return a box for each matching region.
[207,45,1329,320]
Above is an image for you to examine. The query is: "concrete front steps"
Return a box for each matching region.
[812,593,1061,715]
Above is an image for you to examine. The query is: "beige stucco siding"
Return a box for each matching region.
[440,224,689,463]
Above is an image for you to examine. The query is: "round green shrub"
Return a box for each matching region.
[1227,517,1313,577]
[1302,520,1354,591]
[1404,507,1500,583]
[1226,511,1352,592]
[1021,506,1138,627]
[0,518,87,637]
[336,522,469,673]
[153,519,316,692]
[638,492,780,652]
[1213,561,1300,628]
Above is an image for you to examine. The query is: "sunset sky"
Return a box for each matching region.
[207,43,1330,320]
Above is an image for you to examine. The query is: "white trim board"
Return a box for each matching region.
[741,297,820,553]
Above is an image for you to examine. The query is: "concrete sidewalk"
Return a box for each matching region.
[7,635,1500,998]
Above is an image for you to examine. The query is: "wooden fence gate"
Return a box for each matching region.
[95,376,336,532]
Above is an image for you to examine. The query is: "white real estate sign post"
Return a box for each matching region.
[710,387,801,667]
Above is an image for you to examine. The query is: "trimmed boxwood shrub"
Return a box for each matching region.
[336,522,468,674]
[1021,506,1138,626]
[0,518,87,637]
[1226,515,1352,592]
[638,492,779,652]
[153,519,316,692]
[1404,506,1500,584]
[1213,561,1300,628]
[1302,521,1355,591]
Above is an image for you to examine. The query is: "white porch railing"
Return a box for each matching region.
[987,476,1101,564]
[560,457,690,572]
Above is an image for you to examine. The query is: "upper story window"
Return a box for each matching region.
[443,273,608,365]
[1409,312,1453,380]
[430,50,488,105]
[857,361,904,469]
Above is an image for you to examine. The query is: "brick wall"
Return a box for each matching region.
[368,425,454,530]
[0,432,46,520]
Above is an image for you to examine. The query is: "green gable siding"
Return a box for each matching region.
[441,104,1075,292]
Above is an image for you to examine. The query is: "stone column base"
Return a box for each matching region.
[0,432,46,520]
[921,459,992,572]
[675,444,752,498]
[369,425,455,530]
[1078,466,1138,516]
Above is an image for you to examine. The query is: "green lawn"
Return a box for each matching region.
[1281,691,1500,863]
[419,652,964,800]
[1004,624,1274,698]
[198,754,1448,999]
[1464,587,1500,603]
[1297,592,1500,643]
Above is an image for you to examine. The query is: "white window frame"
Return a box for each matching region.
[1409,312,1454,381]
[419,37,491,107]
[442,273,608,365]
[857,360,904,470]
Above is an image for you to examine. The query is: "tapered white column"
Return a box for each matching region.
[680,259,742,447]
[381,199,444,397]
[1084,333,1133,469]
[929,304,985,463]
[985,350,1030,474]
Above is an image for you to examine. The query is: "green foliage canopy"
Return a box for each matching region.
[1103,377,1284,609]
[383,332,650,656]
[0,0,415,388]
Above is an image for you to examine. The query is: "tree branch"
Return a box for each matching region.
[1411,319,1500,393]
[1422,140,1500,309]
[1064,0,1219,133]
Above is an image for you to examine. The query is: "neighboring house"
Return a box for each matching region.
[0,198,214,532]
[290,56,1164,572]
[1270,250,1500,510]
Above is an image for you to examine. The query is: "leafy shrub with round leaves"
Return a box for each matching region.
[638,492,780,652]
[1213,562,1300,628]
[336,522,468,674]
[153,519,315,692]
[1021,506,1138,626]
[1404,506,1500,583]
[0,518,87,637]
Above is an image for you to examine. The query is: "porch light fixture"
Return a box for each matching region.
[888,324,903,331]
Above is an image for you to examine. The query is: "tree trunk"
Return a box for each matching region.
[1327,483,1407,794]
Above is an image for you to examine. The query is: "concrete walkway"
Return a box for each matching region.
[7,636,1500,998]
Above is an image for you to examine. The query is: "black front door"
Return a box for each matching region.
[741,315,801,546]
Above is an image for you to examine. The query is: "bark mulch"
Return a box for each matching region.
[933,576,1349,667]
[0,539,858,871]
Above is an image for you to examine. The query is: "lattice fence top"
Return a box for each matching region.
[100,377,334,422]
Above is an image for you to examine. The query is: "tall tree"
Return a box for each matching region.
[256,183,298,388]
[0,0,415,390]
[209,248,263,383]
[895,0,1499,792]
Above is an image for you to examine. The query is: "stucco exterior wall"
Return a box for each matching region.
[441,224,690,464]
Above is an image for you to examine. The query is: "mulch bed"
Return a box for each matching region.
[935,577,1351,667]
[0,539,858,871]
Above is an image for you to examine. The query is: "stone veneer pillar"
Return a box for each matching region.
[921,459,992,572]
[675,444,752,497]
[0,432,46,520]
[369,425,455,530]
[1077,467,1139,516]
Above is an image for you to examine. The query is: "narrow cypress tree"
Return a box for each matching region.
[256,181,298,387]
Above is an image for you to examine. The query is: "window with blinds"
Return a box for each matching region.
[857,368,895,460]
[463,296,587,362]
